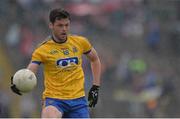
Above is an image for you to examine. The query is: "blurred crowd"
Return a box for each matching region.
[0,0,180,118]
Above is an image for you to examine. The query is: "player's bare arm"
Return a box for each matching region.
[27,62,40,74]
[86,47,101,86]
[86,47,101,107]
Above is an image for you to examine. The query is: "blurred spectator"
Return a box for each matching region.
[145,18,160,52]
[169,20,180,55]
[5,23,21,48]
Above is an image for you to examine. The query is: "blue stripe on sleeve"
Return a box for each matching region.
[31,61,41,65]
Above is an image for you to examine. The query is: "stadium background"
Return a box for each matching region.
[0,0,180,118]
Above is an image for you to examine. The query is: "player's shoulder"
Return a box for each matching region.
[35,36,52,49]
[69,34,88,40]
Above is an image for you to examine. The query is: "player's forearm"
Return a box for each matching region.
[27,63,39,74]
[91,58,101,86]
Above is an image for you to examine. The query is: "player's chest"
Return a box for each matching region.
[44,44,82,63]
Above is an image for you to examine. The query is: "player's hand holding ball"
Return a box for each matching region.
[88,85,100,107]
[11,69,37,95]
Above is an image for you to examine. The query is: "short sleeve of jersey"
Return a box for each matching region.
[79,37,92,54]
[31,48,44,64]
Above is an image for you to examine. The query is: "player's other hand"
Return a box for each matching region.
[10,76,22,95]
[88,85,99,107]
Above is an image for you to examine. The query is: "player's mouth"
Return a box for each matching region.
[59,33,67,39]
[61,33,67,36]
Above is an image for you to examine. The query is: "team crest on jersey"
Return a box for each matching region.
[63,49,69,55]
[72,47,78,53]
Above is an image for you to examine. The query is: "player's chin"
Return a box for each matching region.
[60,35,67,40]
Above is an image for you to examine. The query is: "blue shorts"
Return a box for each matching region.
[44,97,89,118]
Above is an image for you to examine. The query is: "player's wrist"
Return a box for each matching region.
[92,85,100,90]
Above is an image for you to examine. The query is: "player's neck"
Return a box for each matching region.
[52,34,67,44]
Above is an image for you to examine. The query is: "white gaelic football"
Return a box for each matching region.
[13,69,37,93]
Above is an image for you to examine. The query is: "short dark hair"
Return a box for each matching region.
[49,8,70,24]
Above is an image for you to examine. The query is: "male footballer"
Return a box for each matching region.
[11,8,101,118]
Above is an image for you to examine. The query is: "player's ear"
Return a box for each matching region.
[49,23,53,29]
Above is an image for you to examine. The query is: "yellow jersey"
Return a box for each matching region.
[31,35,92,99]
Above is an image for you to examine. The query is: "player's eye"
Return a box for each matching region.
[65,24,69,27]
